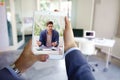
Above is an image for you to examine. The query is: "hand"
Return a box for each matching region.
[52,42,57,47]
[36,41,41,46]
[14,39,49,73]
[64,17,77,52]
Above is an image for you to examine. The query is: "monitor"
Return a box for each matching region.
[72,29,84,37]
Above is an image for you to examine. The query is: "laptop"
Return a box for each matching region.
[72,29,84,37]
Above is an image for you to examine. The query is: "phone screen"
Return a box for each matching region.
[32,11,65,59]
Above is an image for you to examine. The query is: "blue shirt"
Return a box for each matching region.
[39,29,59,47]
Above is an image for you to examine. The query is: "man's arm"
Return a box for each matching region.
[65,48,95,80]
[39,30,46,46]
[63,16,95,80]
[55,30,59,44]
[0,68,22,80]
[55,30,59,46]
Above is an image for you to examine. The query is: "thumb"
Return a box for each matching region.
[36,54,49,62]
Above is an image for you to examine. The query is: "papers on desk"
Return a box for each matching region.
[94,38,115,48]
[74,37,115,48]
[94,38,104,43]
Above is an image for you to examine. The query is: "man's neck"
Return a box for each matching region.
[47,30,52,35]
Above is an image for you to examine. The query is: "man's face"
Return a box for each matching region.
[47,24,53,32]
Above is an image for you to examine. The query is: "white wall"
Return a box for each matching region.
[71,0,93,30]
[15,0,22,17]
[71,0,77,28]
[76,0,93,30]
[116,7,120,37]
[21,0,37,18]
[71,0,120,38]
[0,5,9,51]
[93,0,120,38]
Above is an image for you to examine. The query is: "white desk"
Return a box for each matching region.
[75,37,115,71]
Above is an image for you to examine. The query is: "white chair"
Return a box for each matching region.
[79,38,98,71]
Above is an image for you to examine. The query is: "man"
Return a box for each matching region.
[37,21,59,47]
[0,17,95,80]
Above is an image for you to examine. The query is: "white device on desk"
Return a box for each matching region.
[84,31,95,39]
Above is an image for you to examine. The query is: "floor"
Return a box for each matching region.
[0,50,120,80]
[0,35,120,80]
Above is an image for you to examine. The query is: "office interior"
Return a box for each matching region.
[0,0,120,80]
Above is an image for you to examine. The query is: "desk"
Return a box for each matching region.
[75,38,115,71]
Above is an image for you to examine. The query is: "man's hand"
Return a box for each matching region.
[14,39,49,73]
[64,17,77,52]
[36,41,41,46]
[52,42,57,47]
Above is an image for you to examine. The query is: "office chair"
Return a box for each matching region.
[79,38,98,71]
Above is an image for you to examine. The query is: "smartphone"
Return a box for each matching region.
[32,11,65,59]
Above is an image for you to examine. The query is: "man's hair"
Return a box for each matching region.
[46,21,53,26]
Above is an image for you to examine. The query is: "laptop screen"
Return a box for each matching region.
[72,29,84,37]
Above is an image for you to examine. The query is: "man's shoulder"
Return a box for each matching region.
[53,30,58,33]
[41,30,47,34]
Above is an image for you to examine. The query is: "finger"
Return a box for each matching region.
[65,17,71,29]
[37,54,49,62]
[64,17,74,39]
[64,17,77,51]
[65,17,69,28]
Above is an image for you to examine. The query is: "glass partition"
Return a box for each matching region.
[5,0,24,48]
[37,0,72,18]
[5,0,13,46]
[14,0,23,42]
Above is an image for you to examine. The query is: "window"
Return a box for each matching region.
[37,0,72,19]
